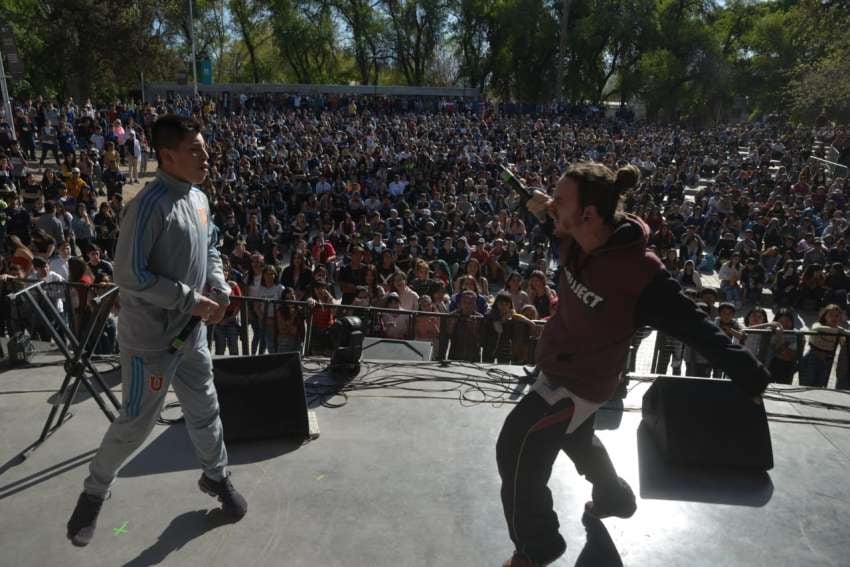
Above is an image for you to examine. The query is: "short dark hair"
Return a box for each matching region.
[151,114,202,162]
[718,302,736,313]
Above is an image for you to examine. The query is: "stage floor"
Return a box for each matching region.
[1,355,849,567]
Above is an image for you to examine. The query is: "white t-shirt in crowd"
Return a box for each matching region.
[253,283,284,319]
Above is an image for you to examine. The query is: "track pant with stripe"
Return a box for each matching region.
[83,326,227,499]
[496,391,619,564]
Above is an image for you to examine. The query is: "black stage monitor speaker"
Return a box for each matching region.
[641,376,773,470]
[213,352,316,443]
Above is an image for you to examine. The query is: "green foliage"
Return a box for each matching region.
[382,0,450,85]
[1,0,847,123]
[269,0,342,83]
[488,0,558,101]
[449,0,494,89]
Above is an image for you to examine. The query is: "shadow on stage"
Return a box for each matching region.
[120,424,303,478]
[575,511,624,567]
[636,422,774,507]
[121,508,236,567]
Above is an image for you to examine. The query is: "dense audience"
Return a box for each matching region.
[0,93,849,386]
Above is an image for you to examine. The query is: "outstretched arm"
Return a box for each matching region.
[635,271,771,398]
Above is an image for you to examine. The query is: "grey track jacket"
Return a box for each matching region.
[113,170,229,351]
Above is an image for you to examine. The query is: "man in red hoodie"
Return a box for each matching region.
[498,162,771,567]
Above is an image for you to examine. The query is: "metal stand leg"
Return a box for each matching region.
[8,282,122,459]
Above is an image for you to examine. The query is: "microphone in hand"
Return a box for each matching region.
[500,164,550,221]
[499,164,535,206]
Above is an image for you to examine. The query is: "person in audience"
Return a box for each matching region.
[275,287,305,353]
[527,270,558,319]
[71,202,97,255]
[388,272,419,311]
[718,253,742,305]
[306,283,337,354]
[253,265,283,354]
[442,290,484,362]
[7,235,34,275]
[450,275,488,314]
[408,259,435,297]
[797,263,826,310]
[824,263,850,313]
[86,245,113,278]
[93,201,117,259]
[380,292,410,339]
[505,271,530,310]
[66,255,94,336]
[49,240,72,280]
[740,257,766,305]
[772,260,799,307]
[677,259,702,290]
[414,294,440,351]
[454,257,489,298]
[280,251,313,300]
[766,308,800,385]
[741,307,771,359]
[213,277,243,356]
[482,293,536,364]
[799,304,847,388]
[337,246,369,304]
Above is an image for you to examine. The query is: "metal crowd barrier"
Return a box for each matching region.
[3,280,845,383]
[647,325,846,381]
[223,295,541,364]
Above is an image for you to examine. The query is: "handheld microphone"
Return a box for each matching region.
[499,164,540,207]
[167,317,202,354]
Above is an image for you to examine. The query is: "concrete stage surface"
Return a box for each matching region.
[1,355,849,567]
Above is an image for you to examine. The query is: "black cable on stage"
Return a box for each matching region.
[301,361,850,428]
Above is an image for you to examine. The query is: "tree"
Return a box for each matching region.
[488,0,558,102]
[269,0,341,83]
[3,0,182,100]
[785,0,850,122]
[382,0,449,85]
[449,0,494,89]
[325,0,389,84]
[229,0,273,83]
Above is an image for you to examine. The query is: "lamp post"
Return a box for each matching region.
[0,42,16,141]
[189,0,198,97]
[556,0,573,105]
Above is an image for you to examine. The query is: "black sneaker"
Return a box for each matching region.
[198,473,247,520]
[66,492,106,547]
[585,476,637,519]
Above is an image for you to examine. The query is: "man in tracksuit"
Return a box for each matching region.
[499,163,771,566]
[66,115,247,547]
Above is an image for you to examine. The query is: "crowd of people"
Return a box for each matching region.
[0,92,849,387]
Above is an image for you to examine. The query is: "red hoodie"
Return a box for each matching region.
[535,214,663,402]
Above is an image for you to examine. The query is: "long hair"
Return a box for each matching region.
[68,256,93,283]
[560,162,641,225]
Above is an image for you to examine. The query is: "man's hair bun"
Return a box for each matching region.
[614,164,640,192]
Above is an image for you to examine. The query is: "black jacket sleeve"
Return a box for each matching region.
[634,270,771,397]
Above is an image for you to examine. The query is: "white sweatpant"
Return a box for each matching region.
[83,326,227,498]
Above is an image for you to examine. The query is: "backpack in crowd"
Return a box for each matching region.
[8,331,35,365]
